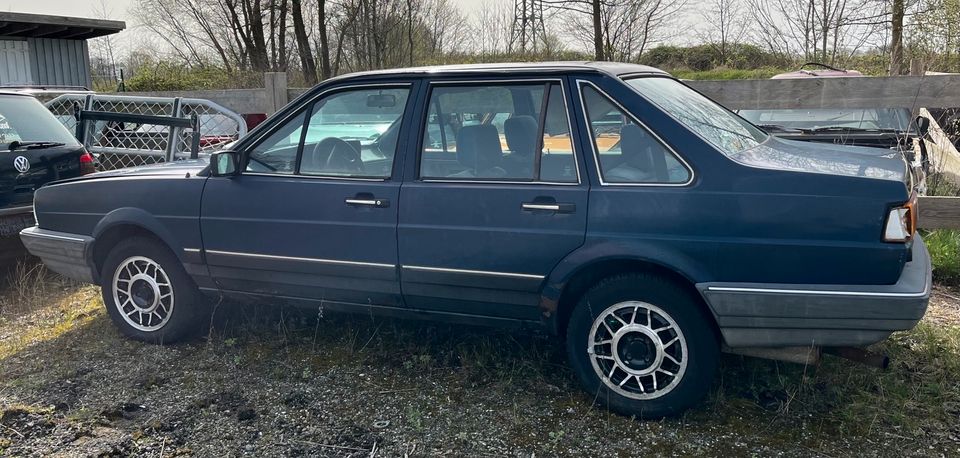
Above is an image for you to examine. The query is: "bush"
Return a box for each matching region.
[124,60,261,92]
[639,44,793,72]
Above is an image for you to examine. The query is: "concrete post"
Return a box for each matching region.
[264,72,289,114]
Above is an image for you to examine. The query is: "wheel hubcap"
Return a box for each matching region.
[588,301,687,400]
[112,256,174,332]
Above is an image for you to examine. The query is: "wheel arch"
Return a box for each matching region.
[541,241,720,338]
[91,208,185,282]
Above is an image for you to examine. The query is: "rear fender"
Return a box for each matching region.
[540,239,711,317]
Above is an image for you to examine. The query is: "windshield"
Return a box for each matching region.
[0,95,79,149]
[738,108,913,132]
[624,77,767,156]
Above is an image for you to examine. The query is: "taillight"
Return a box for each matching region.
[79,151,97,175]
[883,193,917,242]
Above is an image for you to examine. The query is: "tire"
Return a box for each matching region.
[100,236,207,344]
[565,273,719,419]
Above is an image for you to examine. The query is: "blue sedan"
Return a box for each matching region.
[21,62,929,418]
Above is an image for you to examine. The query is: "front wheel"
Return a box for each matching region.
[566,273,719,419]
[100,236,207,344]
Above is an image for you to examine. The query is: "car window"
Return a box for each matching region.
[300,88,409,178]
[246,111,306,174]
[0,95,79,149]
[246,87,410,177]
[419,83,576,182]
[624,77,767,157]
[581,85,691,185]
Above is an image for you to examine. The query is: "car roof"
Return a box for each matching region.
[0,90,36,98]
[329,61,670,82]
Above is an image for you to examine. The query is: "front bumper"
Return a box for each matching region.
[20,226,96,283]
[697,236,931,348]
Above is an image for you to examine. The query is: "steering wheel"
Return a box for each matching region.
[306,137,363,174]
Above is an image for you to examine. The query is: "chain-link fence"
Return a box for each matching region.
[45,94,246,171]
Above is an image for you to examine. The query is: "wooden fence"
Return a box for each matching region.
[123,73,960,115]
[125,72,960,230]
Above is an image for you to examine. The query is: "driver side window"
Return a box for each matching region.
[246,86,410,178]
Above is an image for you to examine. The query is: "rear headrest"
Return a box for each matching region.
[456,124,502,170]
[504,115,538,157]
[620,124,654,171]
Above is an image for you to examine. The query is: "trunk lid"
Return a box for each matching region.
[729,136,908,184]
[0,145,85,208]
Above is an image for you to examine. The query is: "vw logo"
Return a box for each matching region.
[13,156,29,173]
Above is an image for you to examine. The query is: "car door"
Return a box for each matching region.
[200,82,417,307]
[398,78,588,320]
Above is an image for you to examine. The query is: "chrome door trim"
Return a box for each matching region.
[205,249,396,269]
[402,265,545,280]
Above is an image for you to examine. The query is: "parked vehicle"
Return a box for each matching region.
[739,63,929,191]
[21,63,930,418]
[0,91,94,262]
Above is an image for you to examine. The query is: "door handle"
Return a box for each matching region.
[521,201,575,213]
[345,196,390,208]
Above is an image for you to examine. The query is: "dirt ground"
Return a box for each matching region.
[0,267,958,457]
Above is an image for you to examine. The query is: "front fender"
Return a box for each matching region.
[93,207,187,259]
[540,238,712,314]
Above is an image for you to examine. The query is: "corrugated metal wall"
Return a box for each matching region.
[0,40,33,84]
[21,37,91,88]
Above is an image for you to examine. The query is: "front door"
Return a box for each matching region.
[398,79,589,320]
[200,83,416,307]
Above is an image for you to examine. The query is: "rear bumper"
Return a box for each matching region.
[697,236,931,348]
[19,226,96,283]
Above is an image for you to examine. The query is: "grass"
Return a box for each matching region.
[1,264,959,455]
[925,229,960,286]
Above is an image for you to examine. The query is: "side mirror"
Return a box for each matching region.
[210,151,240,177]
[915,115,931,137]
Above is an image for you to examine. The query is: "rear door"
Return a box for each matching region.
[201,82,416,307]
[398,77,588,320]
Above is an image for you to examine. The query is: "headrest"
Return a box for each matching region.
[503,115,538,157]
[620,124,654,170]
[456,124,503,171]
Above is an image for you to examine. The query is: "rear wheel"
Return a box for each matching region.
[100,237,206,344]
[566,273,718,419]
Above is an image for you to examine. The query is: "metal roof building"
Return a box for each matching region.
[0,12,125,88]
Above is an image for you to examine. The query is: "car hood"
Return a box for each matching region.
[86,159,210,179]
[728,136,907,182]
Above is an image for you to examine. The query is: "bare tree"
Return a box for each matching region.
[472,0,515,54]
[748,0,885,64]
[698,0,748,64]
[558,0,687,62]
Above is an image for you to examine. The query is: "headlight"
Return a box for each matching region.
[883,194,917,242]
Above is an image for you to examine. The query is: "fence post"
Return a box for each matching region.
[80,94,94,151]
[165,98,182,162]
[264,72,288,114]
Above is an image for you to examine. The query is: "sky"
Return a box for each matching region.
[2,0,702,55]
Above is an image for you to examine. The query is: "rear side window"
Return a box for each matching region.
[580,85,691,185]
[419,83,577,183]
[0,95,79,149]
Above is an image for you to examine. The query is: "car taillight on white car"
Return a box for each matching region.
[79,151,97,175]
[884,193,918,242]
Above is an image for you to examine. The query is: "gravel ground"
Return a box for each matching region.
[0,272,958,457]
